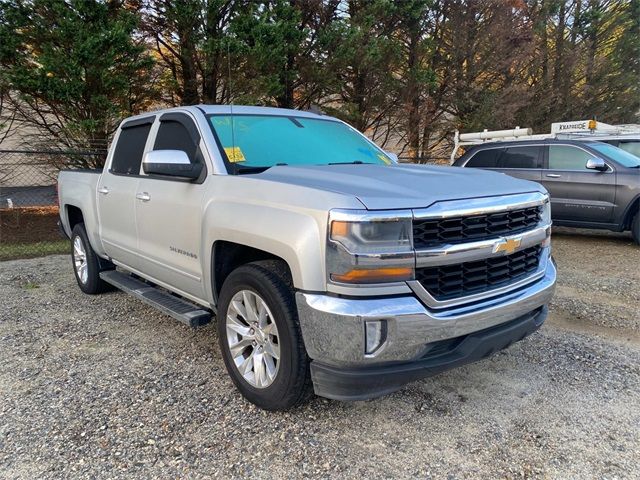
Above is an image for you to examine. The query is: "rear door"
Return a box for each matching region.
[497,145,544,183]
[541,144,616,223]
[134,112,208,300]
[97,117,153,268]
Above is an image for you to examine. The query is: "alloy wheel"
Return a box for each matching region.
[73,236,88,284]
[226,289,281,388]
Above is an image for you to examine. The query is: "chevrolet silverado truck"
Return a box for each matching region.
[57,105,556,411]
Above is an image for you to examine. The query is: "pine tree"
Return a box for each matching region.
[0,0,155,164]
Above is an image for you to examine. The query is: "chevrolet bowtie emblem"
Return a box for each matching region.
[494,237,522,255]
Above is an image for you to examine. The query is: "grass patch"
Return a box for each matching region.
[0,239,70,261]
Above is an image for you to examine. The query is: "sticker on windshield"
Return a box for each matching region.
[378,154,392,165]
[224,146,246,163]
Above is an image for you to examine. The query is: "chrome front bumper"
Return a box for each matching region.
[296,256,556,367]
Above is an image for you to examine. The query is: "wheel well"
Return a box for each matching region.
[212,241,291,300]
[623,197,640,229]
[66,205,84,230]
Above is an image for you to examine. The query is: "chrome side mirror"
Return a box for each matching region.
[586,157,608,172]
[143,150,202,180]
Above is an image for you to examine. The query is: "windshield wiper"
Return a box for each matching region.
[328,161,374,165]
[234,165,272,175]
[233,163,290,174]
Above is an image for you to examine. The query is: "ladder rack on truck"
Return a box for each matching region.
[451,120,640,163]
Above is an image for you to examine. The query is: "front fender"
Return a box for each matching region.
[201,200,327,299]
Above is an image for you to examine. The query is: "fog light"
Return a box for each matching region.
[365,320,387,355]
[542,226,552,250]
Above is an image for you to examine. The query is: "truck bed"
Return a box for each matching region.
[57,169,103,254]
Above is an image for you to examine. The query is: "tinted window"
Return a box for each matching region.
[501,146,542,169]
[617,141,640,159]
[154,120,199,163]
[466,149,502,168]
[208,115,391,168]
[111,124,152,175]
[548,145,594,170]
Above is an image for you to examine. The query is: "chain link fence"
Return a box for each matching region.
[0,149,448,261]
[397,156,447,164]
[0,149,107,261]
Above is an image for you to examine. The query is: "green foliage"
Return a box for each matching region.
[0,0,638,162]
[232,0,307,106]
[23,281,40,289]
[0,240,69,261]
[0,0,155,162]
[320,0,404,131]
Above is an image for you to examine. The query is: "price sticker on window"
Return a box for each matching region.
[224,146,246,163]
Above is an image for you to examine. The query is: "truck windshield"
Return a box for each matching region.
[208,115,392,172]
[591,143,640,168]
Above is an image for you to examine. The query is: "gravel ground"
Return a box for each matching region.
[1,229,639,479]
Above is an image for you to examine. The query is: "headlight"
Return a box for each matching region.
[327,210,414,284]
[540,196,551,225]
[540,196,552,249]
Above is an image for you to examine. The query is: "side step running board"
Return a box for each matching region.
[100,270,212,327]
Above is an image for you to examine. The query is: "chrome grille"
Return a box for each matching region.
[413,206,542,249]
[415,245,542,301]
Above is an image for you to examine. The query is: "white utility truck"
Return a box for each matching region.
[451,119,640,162]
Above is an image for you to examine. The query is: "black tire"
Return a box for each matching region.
[70,223,112,294]
[632,212,640,245]
[217,260,313,411]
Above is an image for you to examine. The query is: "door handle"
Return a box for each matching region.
[98,186,109,194]
[136,192,151,202]
[546,174,561,178]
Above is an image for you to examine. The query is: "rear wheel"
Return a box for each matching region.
[217,260,312,411]
[71,223,112,294]
[632,212,640,245]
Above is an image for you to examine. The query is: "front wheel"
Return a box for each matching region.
[217,260,312,411]
[632,212,639,245]
[71,223,112,294]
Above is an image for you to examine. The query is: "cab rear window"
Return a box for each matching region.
[111,124,152,175]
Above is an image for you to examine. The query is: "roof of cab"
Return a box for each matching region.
[120,104,331,125]
[196,104,328,119]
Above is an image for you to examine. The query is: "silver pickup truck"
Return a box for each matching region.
[58,105,556,411]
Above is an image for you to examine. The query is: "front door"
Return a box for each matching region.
[134,113,208,301]
[97,120,153,269]
[541,144,616,223]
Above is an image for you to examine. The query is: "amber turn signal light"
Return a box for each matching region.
[330,220,350,237]
[330,267,414,284]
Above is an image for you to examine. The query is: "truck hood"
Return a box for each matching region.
[257,164,545,210]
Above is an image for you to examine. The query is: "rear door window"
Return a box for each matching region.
[110,124,152,175]
[501,146,543,169]
[548,145,594,170]
[465,149,503,168]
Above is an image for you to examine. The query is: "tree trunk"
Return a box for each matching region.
[406,17,421,160]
